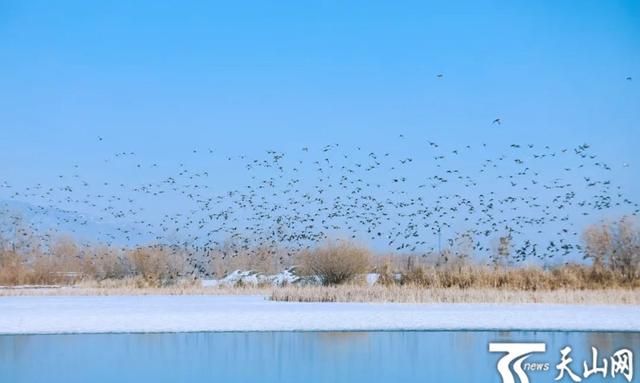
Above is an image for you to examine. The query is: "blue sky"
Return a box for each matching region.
[0,1,638,255]
[1,1,638,156]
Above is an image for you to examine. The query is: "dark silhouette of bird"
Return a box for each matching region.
[0,135,636,276]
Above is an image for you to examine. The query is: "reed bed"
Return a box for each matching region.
[269,285,640,304]
[1,218,638,304]
[1,282,638,305]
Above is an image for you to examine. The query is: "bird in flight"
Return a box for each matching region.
[436,74,444,78]
[492,118,501,125]
[626,76,632,81]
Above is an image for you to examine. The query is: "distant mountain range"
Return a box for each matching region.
[0,200,151,246]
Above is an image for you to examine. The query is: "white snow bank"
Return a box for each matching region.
[366,273,379,286]
[0,295,638,334]
[201,268,303,287]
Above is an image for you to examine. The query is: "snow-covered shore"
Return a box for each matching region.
[0,295,638,334]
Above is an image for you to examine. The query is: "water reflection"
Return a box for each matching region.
[0,331,637,383]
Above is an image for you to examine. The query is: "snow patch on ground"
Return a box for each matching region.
[201,268,316,287]
[366,273,379,286]
[0,295,638,334]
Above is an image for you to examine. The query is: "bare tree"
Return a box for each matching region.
[583,216,639,281]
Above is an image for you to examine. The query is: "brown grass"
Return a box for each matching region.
[1,282,638,304]
[0,278,268,296]
[270,284,640,304]
[1,217,639,307]
[397,263,640,290]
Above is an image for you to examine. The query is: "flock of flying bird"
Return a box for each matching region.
[0,133,637,274]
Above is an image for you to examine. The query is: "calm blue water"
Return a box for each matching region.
[0,331,637,383]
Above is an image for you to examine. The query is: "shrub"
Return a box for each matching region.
[402,265,432,287]
[0,250,27,285]
[377,261,398,286]
[127,246,185,287]
[299,241,371,285]
[583,216,640,281]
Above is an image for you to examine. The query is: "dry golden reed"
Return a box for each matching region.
[1,217,639,306]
